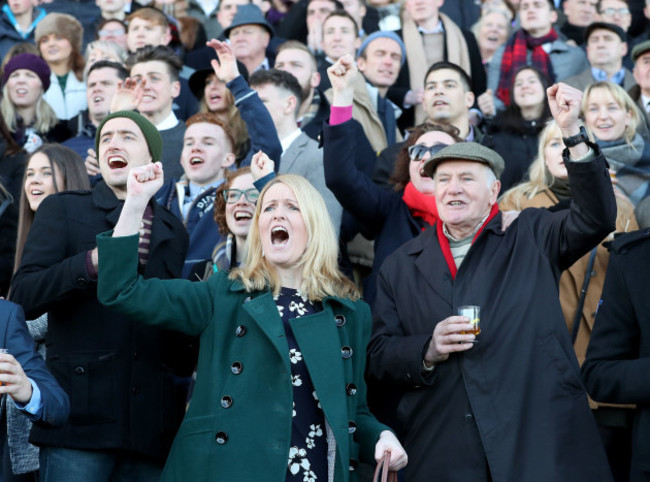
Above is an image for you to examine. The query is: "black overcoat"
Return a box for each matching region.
[367,148,616,481]
[582,228,650,482]
[10,181,189,460]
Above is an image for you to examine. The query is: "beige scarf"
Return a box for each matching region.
[402,11,472,124]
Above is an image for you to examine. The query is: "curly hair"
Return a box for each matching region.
[213,166,251,236]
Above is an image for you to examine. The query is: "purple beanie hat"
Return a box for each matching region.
[3,53,51,91]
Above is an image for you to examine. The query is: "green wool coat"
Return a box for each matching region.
[96,233,389,482]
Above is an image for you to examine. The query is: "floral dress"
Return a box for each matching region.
[274,288,328,482]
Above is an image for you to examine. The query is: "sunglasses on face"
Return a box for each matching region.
[223,188,259,204]
[407,143,449,161]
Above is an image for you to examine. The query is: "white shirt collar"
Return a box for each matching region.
[641,94,650,113]
[281,128,302,153]
[418,19,444,35]
[155,111,179,130]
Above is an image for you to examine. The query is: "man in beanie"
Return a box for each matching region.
[365,81,616,479]
[35,12,87,121]
[11,110,191,480]
[324,32,404,153]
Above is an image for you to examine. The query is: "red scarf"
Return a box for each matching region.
[496,28,558,106]
[436,203,500,279]
[402,181,438,229]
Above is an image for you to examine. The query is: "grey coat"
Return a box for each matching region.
[280,131,343,236]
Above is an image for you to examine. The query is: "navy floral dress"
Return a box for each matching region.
[274,288,328,482]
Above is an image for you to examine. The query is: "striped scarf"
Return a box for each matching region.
[496,28,558,106]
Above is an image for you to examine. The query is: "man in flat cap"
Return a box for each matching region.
[366,83,617,480]
[11,111,190,480]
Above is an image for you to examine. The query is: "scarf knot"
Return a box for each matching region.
[402,181,438,228]
[435,203,500,279]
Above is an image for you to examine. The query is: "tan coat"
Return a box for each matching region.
[501,188,638,409]
[324,74,402,155]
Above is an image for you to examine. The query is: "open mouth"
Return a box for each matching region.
[271,226,289,246]
[448,201,463,206]
[433,100,448,107]
[93,95,104,103]
[234,210,252,221]
[108,156,127,169]
[29,189,44,196]
[189,157,204,165]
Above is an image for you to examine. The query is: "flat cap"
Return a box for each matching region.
[584,22,626,43]
[423,142,505,179]
[632,39,650,62]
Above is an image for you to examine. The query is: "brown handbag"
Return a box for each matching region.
[373,451,397,482]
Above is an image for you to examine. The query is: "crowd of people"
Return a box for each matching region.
[0,0,649,480]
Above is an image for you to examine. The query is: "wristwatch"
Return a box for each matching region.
[562,126,588,147]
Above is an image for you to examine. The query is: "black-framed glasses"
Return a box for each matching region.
[223,188,259,204]
[408,143,449,161]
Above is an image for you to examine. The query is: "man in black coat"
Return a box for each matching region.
[11,111,190,481]
[366,83,616,480]
[582,228,650,482]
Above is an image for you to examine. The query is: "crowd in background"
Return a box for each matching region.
[0,0,650,480]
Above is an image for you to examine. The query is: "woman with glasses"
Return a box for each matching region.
[190,167,258,281]
[156,112,238,279]
[95,157,408,481]
[323,56,462,307]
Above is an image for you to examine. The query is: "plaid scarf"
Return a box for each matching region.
[496,28,558,106]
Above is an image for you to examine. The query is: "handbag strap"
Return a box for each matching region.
[373,451,397,482]
[571,247,598,345]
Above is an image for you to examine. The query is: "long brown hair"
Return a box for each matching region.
[13,144,90,271]
[199,73,249,162]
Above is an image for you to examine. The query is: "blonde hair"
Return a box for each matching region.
[1,84,58,134]
[83,40,127,78]
[499,120,562,210]
[581,81,639,145]
[231,175,359,301]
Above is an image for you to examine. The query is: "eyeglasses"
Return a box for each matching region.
[601,7,630,15]
[223,188,259,204]
[98,29,125,37]
[408,143,449,161]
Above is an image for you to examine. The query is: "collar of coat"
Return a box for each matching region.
[227,280,358,311]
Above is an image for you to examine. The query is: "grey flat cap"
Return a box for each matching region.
[423,142,505,179]
[632,39,650,62]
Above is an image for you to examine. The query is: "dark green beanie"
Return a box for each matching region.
[95,111,163,162]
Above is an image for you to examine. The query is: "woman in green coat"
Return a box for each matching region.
[96,156,408,482]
